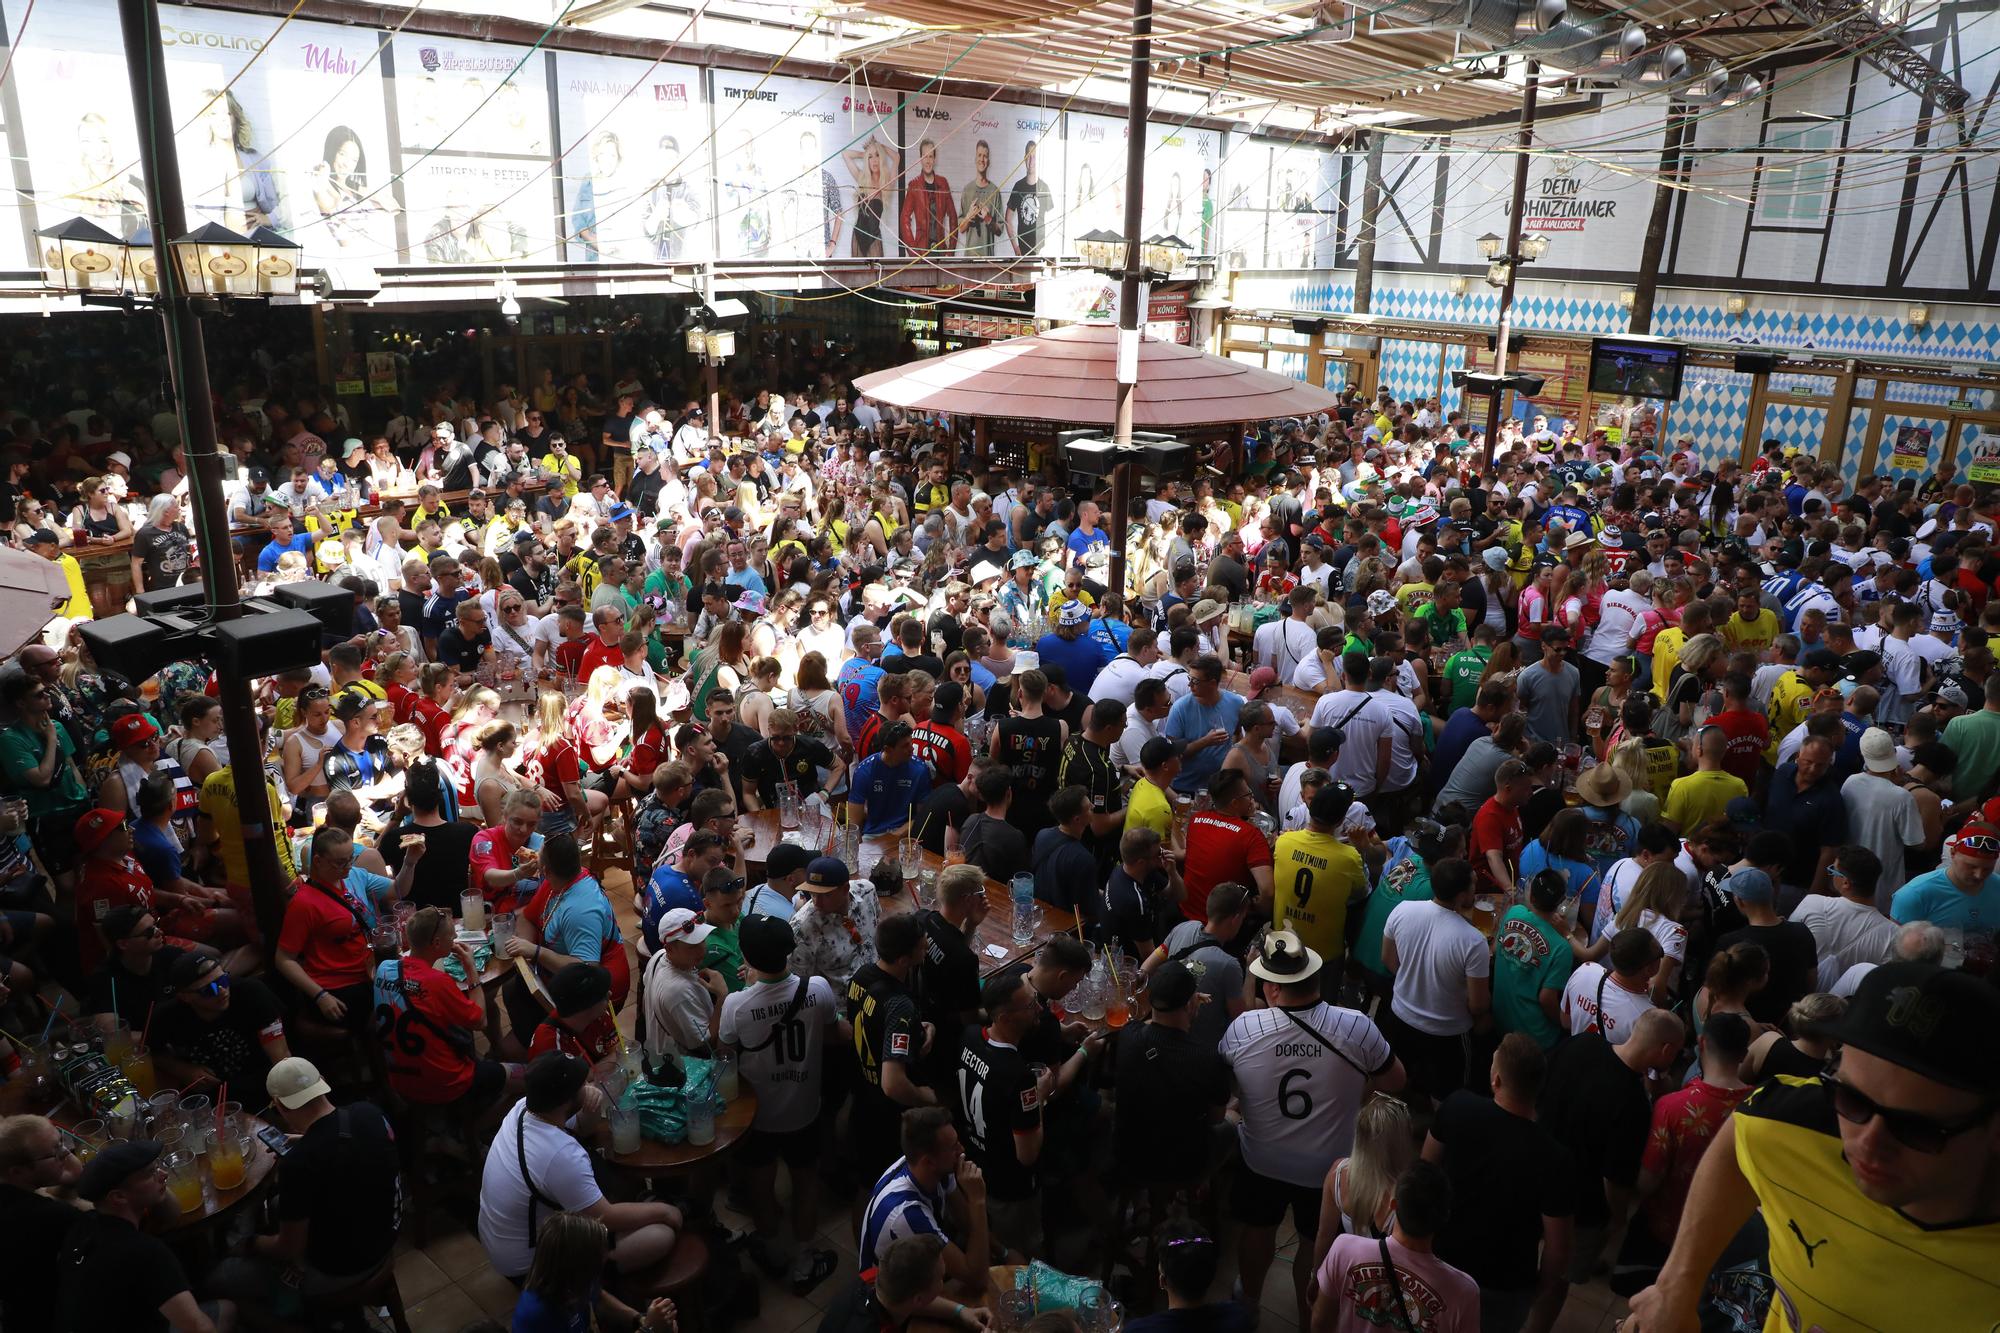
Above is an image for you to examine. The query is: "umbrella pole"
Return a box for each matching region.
[119,0,291,941]
[1108,0,1154,602]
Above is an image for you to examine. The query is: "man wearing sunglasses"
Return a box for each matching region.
[1623,962,2000,1332]
[151,952,292,1092]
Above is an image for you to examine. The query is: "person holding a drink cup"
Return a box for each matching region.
[373,907,522,1125]
[274,827,424,1034]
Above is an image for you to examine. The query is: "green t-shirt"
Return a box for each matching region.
[1413,603,1468,651]
[702,922,745,992]
[1492,904,1574,1049]
[1443,646,1492,711]
[1943,709,2000,804]
[644,568,692,608]
[1353,847,1432,978]
[0,720,87,817]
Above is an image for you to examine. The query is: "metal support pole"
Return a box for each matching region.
[1630,104,1689,336]
[119,0,288,939]
[1481,60,1538,472]
[1107,0,1154,603]
[1353,136,1383,315]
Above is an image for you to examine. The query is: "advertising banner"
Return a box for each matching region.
[709,71,899,261]
[900,90,1063,263]
[554,52,710,264]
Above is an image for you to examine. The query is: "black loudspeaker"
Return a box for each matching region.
[211,608,323,678]
[1142,438,1193,478]
[77,613,193,683]
[1291,317,1328,336]
[1511,373,1548,397]
[133,584,206,616]
[1453,371,1505,394]
[1734,351,1780,375]
[1064,437,1119,481]
[1484,332,1526,353]
[269,581,354,636]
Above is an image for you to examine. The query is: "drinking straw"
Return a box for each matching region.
[39,1001,59,1044]
[216,1085,227,1134]
[1104,948,1121,989]
[140,1001,156,1051]
[111,978,118,1023]
[0,1025,27,1050]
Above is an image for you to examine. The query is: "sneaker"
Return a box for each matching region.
[789,1248,840,1295]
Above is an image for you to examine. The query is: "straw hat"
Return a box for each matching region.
[1575,763,1632,808]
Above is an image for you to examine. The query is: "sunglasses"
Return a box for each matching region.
[1827,1076,1995,1154]
[1954,832,2000,858]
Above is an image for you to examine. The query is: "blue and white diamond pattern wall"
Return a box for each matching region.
[1670,370,1755,469]
[1879,413,1952,484]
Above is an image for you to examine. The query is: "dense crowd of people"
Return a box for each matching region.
[0,354,1996,1333]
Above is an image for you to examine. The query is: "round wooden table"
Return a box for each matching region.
[594,1088,758,1175]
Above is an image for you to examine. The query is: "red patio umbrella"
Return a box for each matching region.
[852,323,1341,428]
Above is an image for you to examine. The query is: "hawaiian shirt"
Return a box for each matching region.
[788,886,882,990]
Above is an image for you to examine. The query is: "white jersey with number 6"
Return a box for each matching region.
[1219,1001,1393,1185]
[720,974,838,1133]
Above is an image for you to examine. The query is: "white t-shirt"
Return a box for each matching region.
[1154,659,1195,704]
[1589,589,1653,664]
[1292,651,1333,693]
[477,1103,602,1278]
[1589,856,1647,945]
[1311,689,1388,797]
[720,974,837,1133]
[1219,1002,1393,1184]
[1112,706,1163,771]
[1093,654,1155,708]
[1789,893,1897,977]
[1560,962,1656,1044]
[643,952,714,1063]
[1253,618,1318,680]
[1382,900,1492,1036]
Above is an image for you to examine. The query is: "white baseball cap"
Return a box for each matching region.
[267,1056,332,1109]
[658,907,714,946]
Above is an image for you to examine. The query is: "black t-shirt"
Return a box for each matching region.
[1,1183,80,1331]
[279,1102,404,1277]
[132,523,193,590]
[380,816,480,913]
[1125,1306,1255,1333]
[961,812,1028,884]
[740,736,837,807]
[625,467,665,514]
[919,909,982,1045]
[1058,736,1124,867]
[59,1209,189,1333]
[995,714,1064,828]
[1031,827,1098,917]
[847,963,921,1113]
[1005,178,1051,252]
[151,976,287,1092]
[1429,1089,1577,1289]
[1112,1022,1228,1186]
[1715,921,1820,1026]
[438,443,478,493]
[1208,553,1249,601]
[991,962,1074,1067]
[84,947,192,1031]
[711,723,759,808]
[1536,1033,1649,1227]
[914,780,971,856]
[435,624,492,672]
[1099,865,1168,954]
[954,1026,1043,1200]
[601,412,636,450]
[879,650,946,679]
[396,588,426,631]
[817,1275,893,1333]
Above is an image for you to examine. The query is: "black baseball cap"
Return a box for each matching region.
[1148,960,1198,1013]
[1802,648,1841,672]
[524,1051,590,1112]
[1140,737,1184,770]
[75,1139,164,1202]
[1814,961,2000,1094]
[765,843,813,880]
[739,914,797,973]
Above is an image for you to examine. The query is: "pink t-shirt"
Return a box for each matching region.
[1313,1233,1480,1333]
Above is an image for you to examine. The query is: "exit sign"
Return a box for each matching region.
[1949,398,1975,411]
[1789,386,1814,397]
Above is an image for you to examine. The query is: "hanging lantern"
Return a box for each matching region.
[172,223,259,298]
[246,225,303,296]
[121,225,163,296]
[36,217,129,295]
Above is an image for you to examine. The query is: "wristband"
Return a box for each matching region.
[535,944,544,963]
[314,989,328,1003]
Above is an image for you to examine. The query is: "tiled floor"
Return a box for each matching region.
[395,866,1633,1333]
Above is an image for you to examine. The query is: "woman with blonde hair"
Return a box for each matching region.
[1313,1094,1413,1272]
[528,686,603,839]
[470,718,553,826]
[1579,859,1691,1003]
[1743,992,1844,1082]
[739,655,782,734]
[68,476,133,542]
[1665,632,1725,738]
[787,649,849,750]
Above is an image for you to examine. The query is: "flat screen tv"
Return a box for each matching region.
[1588,337,1686,400]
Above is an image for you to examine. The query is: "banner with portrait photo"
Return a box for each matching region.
[899,90,1063,265]
[389,33,555,263]
[711,72,898,262]
[554,51,711,264]
[1143,120,1220,256]
[1060,111,1127,253]
[13,0,396,269]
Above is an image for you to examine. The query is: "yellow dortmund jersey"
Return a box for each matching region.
[1651,626,1688,701]
[540,453,582,498]
[1125,776,1174,842]
[1734,1076,2000,1331]
[55,552,92,620]
[1272,828,1365,964]
[567,552,603,600]
[1766,670,1813,762]
[1721,608,1779,655]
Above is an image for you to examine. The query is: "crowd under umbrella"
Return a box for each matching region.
[854,322,1343,586]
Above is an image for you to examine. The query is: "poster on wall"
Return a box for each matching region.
[710,72,898,261]
[1888,424,1933,472]
[1060,111,1126,253]
[1144,120,1219,254]
[14,0,398,269]
[901,90,1062,263]
[390,33,555,263]
[554,52,710,263]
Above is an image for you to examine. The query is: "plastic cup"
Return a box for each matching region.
[716,1051,740,1103]
[209,1134,247,1192]
[490,912,516,951]
[686,1094,716,1146]
[460,891,487,933]
[166,1149,205,1213]
[609,1103,642,1156]
[178,1095,211,1152]
[101,1021,134,1065]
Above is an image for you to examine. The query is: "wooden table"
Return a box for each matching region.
[594,1088,757,1175]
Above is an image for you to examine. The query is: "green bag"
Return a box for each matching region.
[1012,1260,1105,1312]
[619,1056,718,1145]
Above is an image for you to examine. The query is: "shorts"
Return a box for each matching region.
[466,1057,509,1110]
[989,1193,1044,1258]
[539,808,577,840]
[742,1122,823,1170]
[1381,1008,1471,1102]
[1230,1164,1323,1239]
